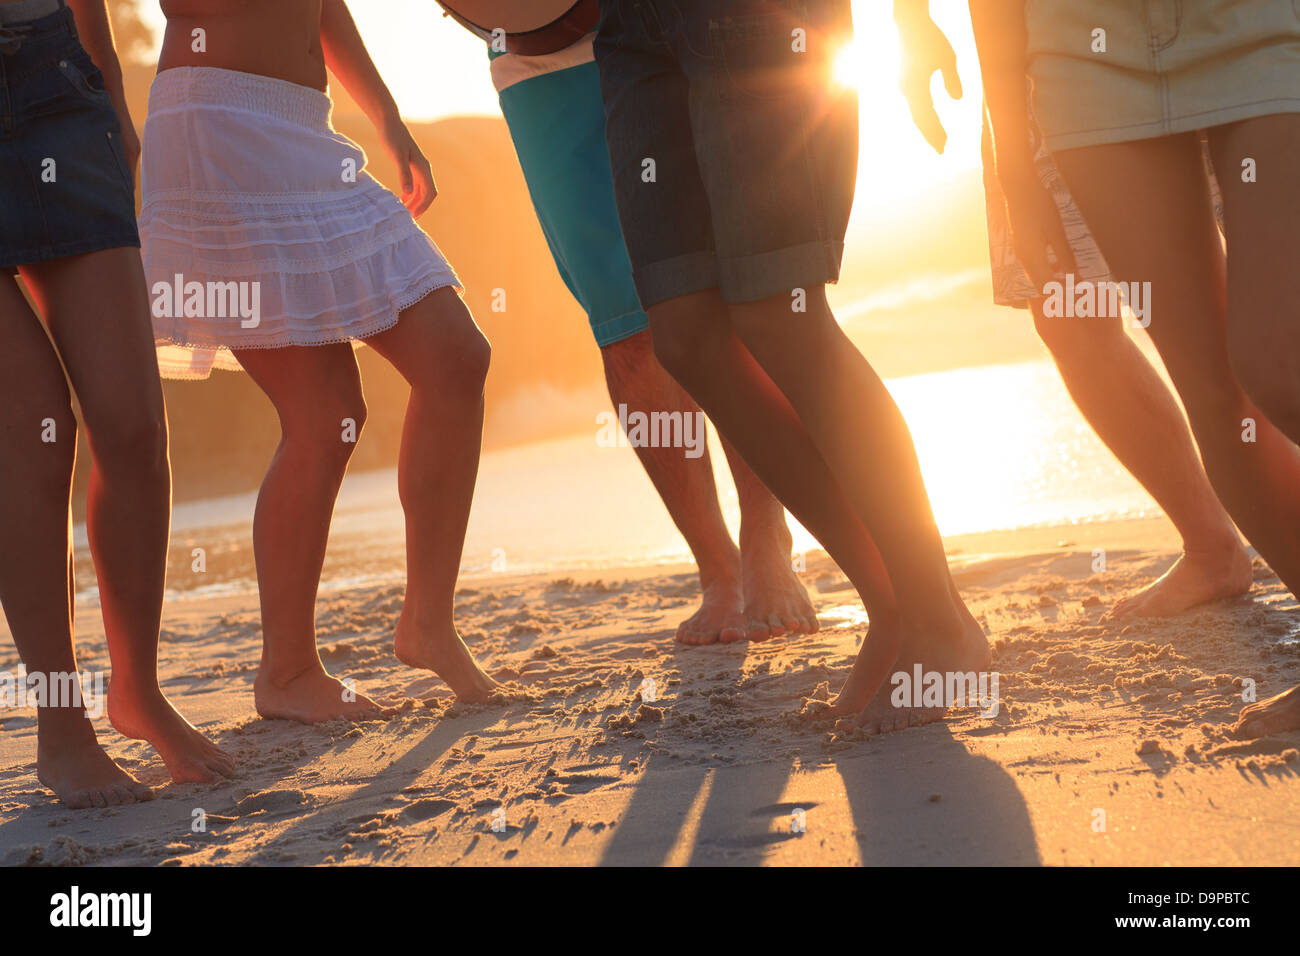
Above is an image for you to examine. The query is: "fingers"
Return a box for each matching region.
[940,41,963,101]
[405,157,436,218]
[904,86,947,154]
[1045,212,1079,277]
[399,158,414,203]
[1013,232,1057,292]
[941,66,962,101]
[1003,175,1077,291]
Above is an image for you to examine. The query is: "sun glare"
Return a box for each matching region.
[833,37,896,92]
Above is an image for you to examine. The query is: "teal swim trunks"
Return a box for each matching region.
[491,37,649,348]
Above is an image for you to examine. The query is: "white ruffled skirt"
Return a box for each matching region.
[139,66,461,379]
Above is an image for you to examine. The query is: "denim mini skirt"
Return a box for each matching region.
[0,1,139,272]
[1026,0,1300,150]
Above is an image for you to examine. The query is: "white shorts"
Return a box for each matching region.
[139,66,460,379]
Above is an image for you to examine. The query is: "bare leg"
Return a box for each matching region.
[1055,128,1300,736]
[1211,116,1300,444]
[719,432,820,641]
[234,343,384,722]
[722,288,989,728]
[0,275,153,808]
[23,249,233,783]
[361,288,497,701]
[1209,114,1300,736]
[647,289,983,731]
[1031,300,1251,617]
[600,330,815,643]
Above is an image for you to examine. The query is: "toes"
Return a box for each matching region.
[209,755,236,778]
[746,619,771,642]
[679,628,714,645]
[766,614,787,637]
[1234,716,1266,739]
[64,790,93,810]
[718,624,747,643]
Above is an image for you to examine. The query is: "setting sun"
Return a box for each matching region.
[833,36,896,91]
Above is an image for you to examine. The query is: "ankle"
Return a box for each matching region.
[738,516,794,557]
[256,658,323,690]
[900,601,967,644]
[696,549,743,590]
[397,604,456,635]
[1180,531,1246,559]
[105,673,165,704]
[36,710,99,751]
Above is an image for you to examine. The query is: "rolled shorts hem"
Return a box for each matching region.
[1043,99,1300,151]
[718,240,845,304]
[632,251,719,310]
[633,241,846,309]
[592,309,650,348]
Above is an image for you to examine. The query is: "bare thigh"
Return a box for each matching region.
[0,277,75,474]
[361,288,490,391]
[233,343,366,438]
[1206,114,1300,413]
[1052,133,1232,409]
[20,248,165,450]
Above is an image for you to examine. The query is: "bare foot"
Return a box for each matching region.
[394,615,499,702]
[834,687,948,736]
[1234,683,1300,738]
[741,541,818,641]
[1108,543,1252,619]
[829,613,902,718]
[108,683,235,783]
[676,576,747,645]
[36,718,154,809]
[254,665,386,723]
[832,595,990,737]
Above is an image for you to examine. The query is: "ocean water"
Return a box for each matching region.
[72,357,1161,603]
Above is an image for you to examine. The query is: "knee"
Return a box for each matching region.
[601,329,654,370]
[450,322,492,396]
[600,330,655,392]
[32,402,78,483]
[1227,322,1300,429]
[422,302,492,397]
[647,298,727,384]
[85,401,168,477]
[649,323,706,386]
[286,389,368,466]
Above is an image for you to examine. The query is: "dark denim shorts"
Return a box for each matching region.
[593,0,857,307]
[0,5,139,273]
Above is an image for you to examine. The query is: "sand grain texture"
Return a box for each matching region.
[1,519,1297,866]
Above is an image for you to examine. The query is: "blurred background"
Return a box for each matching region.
[53,2,1166,593]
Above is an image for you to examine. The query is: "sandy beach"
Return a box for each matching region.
[2,516,1296,867]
